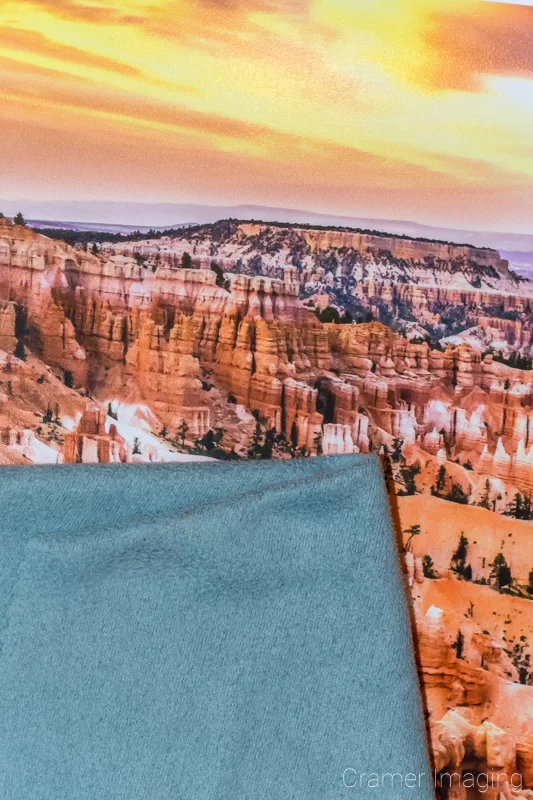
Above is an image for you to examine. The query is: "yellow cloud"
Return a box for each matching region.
[0,0,532,230]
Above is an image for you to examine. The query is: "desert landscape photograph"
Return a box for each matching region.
[1,0,533,796]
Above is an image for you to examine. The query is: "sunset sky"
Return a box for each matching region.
[0,0,532,231]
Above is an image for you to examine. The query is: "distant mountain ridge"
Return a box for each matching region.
[98,218,531,347]
[178,218,495,251]
[1,198,532,256]
[26,219,193,235]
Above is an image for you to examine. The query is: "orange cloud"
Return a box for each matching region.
[0,0,532,232]
[196,0,308,11]
[22,0,143,25]
[425,2,533,90]
[0,27,144,77]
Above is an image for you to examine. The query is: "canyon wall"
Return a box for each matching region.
[237,222,509,272]
[5,219,533,794]
[2,217,533,483]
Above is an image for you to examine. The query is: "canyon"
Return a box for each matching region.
[3,215,533,796]
[4,217,533,506]
[101,219,532,345]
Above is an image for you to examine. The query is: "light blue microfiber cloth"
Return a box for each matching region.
[0,455,434,799]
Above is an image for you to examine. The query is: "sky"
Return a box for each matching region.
[0,0,532,232]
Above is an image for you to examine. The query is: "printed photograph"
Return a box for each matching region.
[1,0,533,794]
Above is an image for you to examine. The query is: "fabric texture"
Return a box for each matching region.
[0,455,434,800]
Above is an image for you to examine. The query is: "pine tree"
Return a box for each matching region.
[14,339,26,361]
[318,307,340,324]
[210,261,225,287]
[436,465,447,494]
[451,533,471,578]
[509,492,532,520]
[453,630,464,660]
[490,553,512,590]
[400,462,420,495]
[195,428,224,453]
[13,212,26,226]
[446,482,469,505]
[132,437,142,455]
[511,492,523,519]
[341,310,353,324]
[261,428,275,459]
[478,479,491,510]
[198,430,215,451]
[248,420,264,459]
[403,524,421,553]
[510,639,531,685]
[63,370,74,388]
[181,252,192,269]
[391,437,403,464]
[176,420,189,449]
[422,555,436,579]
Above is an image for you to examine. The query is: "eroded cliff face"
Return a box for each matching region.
[0,219,330,456]
[95,220,533,360]
[409,569,533,799]
[108,219,511,276]
[3,217,533,499]
[4,218,533,794]
[275,224,509,272]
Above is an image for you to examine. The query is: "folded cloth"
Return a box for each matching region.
[0,455,434,800]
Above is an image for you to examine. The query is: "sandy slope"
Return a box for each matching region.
[415,576,533,650]
[398,493,533,583]
[0,350,87,463]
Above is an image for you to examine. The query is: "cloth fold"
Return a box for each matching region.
[0,455,434,799]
